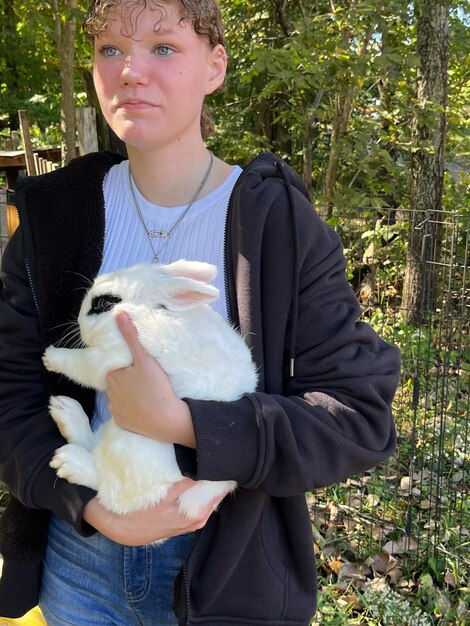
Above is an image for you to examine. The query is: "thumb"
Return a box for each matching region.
[115,311,147,362]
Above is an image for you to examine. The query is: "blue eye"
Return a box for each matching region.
[100,46,120,57]
[155,45,173,56]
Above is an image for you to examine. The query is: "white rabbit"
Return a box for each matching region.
[43,260,257,524]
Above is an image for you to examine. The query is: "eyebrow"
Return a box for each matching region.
[152,24,181,36]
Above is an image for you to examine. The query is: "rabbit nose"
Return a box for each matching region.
[88,295,122,315]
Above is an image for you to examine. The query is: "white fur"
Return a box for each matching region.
[44,260,257,523]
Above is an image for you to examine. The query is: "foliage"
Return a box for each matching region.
[1,0,468,209]
[308,285,469,625]
[0,1,469,623]
[207,0,469,217]
[0,0,90,143]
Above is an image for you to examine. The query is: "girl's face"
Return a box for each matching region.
[93,2,226,152]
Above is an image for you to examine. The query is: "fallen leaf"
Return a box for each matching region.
[419,572,435,592]
[342,516,356,532]
[383,535,419,555]
[444,570,457,588]
[347,496,363,509]
[328,559,343,575]
[367,494,380,507]
[400,476,411,491]
[371,523,395,541]
[337,562,371,582]
[435,590,452,615]
[338,593,362,610]
[372,551,393,574]
[387,567,403,584]
[367,576,389,591]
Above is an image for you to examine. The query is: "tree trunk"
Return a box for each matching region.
[321,89,353,220]
[377,28,401,213]
[3,0,20,131]
[53,0,78,165]
[320,19,373,221]
[402,0,449,325]
[302,90,324,198]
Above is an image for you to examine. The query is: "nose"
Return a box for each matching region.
[120,54,150,87]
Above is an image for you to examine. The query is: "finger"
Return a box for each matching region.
[191,495,224,530]
[115,311,147,361]
[166,477,197,501]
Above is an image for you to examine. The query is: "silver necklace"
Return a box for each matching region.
[128,151,214,263]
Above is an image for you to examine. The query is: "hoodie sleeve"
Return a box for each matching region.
[0,229,96,534]
[176,182,400,496]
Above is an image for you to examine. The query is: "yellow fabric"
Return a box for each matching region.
[0,607,46,625]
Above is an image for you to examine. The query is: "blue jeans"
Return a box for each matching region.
[39,516,195,625]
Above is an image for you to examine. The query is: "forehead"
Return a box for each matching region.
[102,1,186,37]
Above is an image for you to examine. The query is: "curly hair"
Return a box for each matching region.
[83,0,224,47]
[83,0,224,137]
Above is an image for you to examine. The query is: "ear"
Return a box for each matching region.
[162,277,219,310]
[205,44,227,95]
[163,260,218,283]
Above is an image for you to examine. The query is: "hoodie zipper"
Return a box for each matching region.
[16,211,40,315]
[182,153,270,625]
[24,256,40,314]
[182,151,301,623]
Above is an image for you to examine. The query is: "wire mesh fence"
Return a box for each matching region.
[310,204,469,587]
[0,193,468,585]
[0,190,16,258]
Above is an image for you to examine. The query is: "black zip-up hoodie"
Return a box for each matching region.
[0,152,400,624]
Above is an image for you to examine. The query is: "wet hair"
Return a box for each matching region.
[83,0,224,137]
[83,0,224,46]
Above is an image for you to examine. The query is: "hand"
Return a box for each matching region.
[83,478,223,545]
[106,311,196,448]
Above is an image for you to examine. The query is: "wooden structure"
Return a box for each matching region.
[0,148,62,188]
[0,108,100,188]
[0,188,18,257]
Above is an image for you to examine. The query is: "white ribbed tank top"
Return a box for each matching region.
[92,159,242,428]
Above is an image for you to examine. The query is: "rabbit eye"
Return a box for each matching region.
[88,294,122,315]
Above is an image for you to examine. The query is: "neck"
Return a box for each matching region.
[127,144,216,207]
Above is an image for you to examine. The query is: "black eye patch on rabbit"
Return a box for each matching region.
[88,294,122,315]
[43,260,257,531]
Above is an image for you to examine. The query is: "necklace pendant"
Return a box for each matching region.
[148,230,168,238]
[152,256,159,264]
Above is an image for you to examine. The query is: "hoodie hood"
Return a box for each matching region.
[226,152,312,380]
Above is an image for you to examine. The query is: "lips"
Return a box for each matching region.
[116,99,156,110]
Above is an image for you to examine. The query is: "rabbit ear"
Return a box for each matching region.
[162,277,219,310]
[162,260,218,283]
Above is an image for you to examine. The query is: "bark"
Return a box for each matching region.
[402,0,449,325]
[302,90,324,197]
[3,0,19,131]
[269,0,291,36]
[377,29,401,213]
[52,0,78,165]
[320,19,373,221]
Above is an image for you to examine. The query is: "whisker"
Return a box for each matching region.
[70,285,91,295]
[63,270,94,288]
[55,325,82,348]
[48,319,78,332]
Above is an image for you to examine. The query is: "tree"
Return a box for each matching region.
[402,0,449,324]
[1,0,20,131]
[320,1,374,219]
[51,0,79,164]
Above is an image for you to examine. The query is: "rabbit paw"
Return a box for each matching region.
[50,444,98,490]
[42,346,62,373]
[49,395,94,450]
[177,480,237,520]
